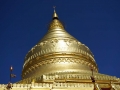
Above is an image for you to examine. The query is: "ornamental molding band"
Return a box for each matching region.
[1,10,120,90]
[48,19,65,30]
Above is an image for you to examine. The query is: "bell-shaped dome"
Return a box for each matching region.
[22,10,98,79]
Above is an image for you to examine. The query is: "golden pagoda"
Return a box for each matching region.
[0,10,120,90]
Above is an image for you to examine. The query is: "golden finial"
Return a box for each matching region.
[10,66,13,71]
[53,6,56,12]
[53,6,58,19]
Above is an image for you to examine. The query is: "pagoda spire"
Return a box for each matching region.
[53,6,58,19]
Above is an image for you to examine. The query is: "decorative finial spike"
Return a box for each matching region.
[53,6,56,12]
[53,6,58,19]
[10,66,13,71]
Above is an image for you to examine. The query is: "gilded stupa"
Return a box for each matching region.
[0,10,120,90]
